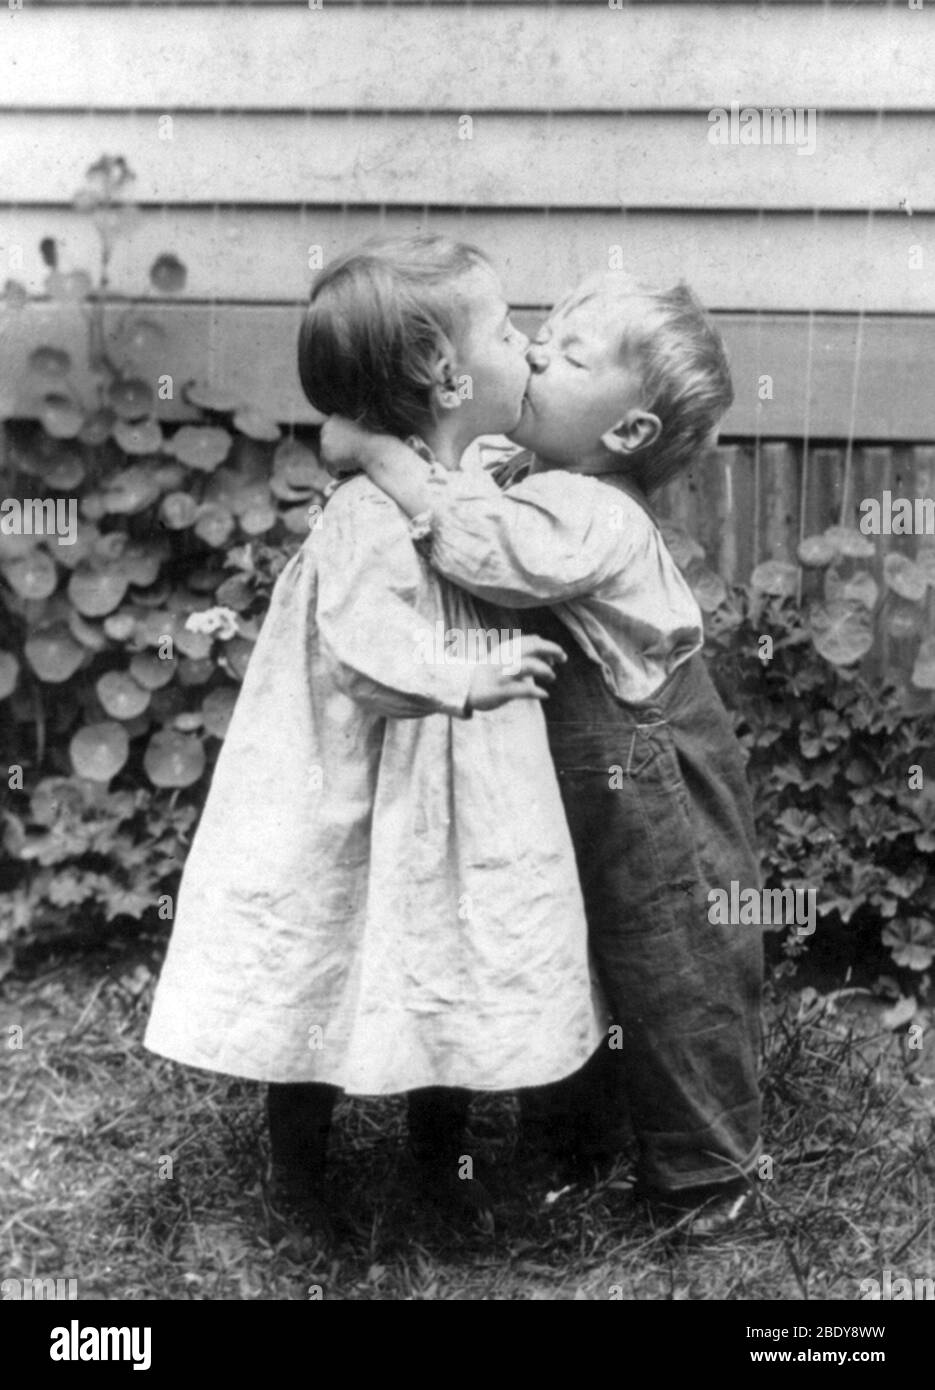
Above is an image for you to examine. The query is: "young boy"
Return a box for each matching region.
[321,272,764,1238]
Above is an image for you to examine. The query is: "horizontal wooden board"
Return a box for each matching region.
[23,2,902,7]
[2,207,933,313]
[2,112,932,211]
[2,304,933,439]
[2,6,931,110]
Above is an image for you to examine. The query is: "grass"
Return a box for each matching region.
[1,945,934,1301]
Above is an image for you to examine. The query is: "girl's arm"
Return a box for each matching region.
[319,419,627,609]
[315,481,562,717]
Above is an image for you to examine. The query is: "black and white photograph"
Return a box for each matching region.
[1,0,933,1332]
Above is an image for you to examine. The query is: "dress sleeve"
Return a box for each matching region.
[418,468,633,608]
[315,481,474,719]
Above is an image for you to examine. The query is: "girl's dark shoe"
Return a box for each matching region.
[413,1156,496,1235]
[269,1168,334,1241]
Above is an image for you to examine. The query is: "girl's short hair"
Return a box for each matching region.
[298,234,491,438]
[565,274,734,494]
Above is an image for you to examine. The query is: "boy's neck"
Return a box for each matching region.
[530,453,643,486]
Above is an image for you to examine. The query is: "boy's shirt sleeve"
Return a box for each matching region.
[415,467,630,607]
[315,483,474,719]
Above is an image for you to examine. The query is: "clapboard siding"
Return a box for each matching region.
[2,113,932,211]
[3,208,933,313]
[2,7,932,109]
[1,0,933,440]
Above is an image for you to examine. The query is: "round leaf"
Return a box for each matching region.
[150,254,187,294]
[824,525,875,559]
[113,417,163,456]
[171,426,232,472]
[751,560,798,598]
[96,670,151,720]
[42,451,85,491]
[689,566,728,614]
[883,553,926,602]
[797,534,837,568]
[884,597,924,640]
[116,317,166,362]
[70,721,129,782]
[239,502,277,536]
[182,380,241,413]
[108,377,154,422]
[68,609,108,652]
[68,566,129,617]
[40,395,84,439]
[143,730,205,788]
[25,625,85,682]
[824,568,879,611]
[159,492,199,530]
[808,599,873,666]
[178,656,214,686]
[117,542,165,588]
[233,407,281,442]
[2,550,58,600]
[102,466,162,515]
[129,651,176,691]
[103,610,138,642]
[193,503,235,548]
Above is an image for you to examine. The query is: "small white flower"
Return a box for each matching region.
[185,606,240,641]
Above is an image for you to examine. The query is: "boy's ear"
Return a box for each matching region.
[601,408,661,456]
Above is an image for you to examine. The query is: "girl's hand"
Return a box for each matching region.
[466,635,566,712]
[320,416,389,477]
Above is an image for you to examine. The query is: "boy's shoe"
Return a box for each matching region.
[638,1177,755,1241]
[412,1156,496,1235]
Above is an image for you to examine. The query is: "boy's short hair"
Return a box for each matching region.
[568,274,734,494]
[298,233,491,438]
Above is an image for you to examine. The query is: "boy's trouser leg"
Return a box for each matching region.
[267,1081,337,1187]
[547,714,763,1194]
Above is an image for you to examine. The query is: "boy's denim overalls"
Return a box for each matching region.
[517,487,764,1193]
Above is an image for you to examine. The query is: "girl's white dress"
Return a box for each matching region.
[144,474,603,1094]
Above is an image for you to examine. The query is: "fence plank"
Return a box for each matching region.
[2,304,934,440]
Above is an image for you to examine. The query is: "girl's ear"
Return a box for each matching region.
[430,352,462,411]
[601,408,661,456]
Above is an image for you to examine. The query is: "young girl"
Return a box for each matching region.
[143,237,604,1230]
[322,272,764,1239]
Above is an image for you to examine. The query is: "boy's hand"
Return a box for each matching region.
[320,416,389,477]
[466,635,566,712]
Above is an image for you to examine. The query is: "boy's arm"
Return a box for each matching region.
[315,482,560,718]
[319,419,624,609]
